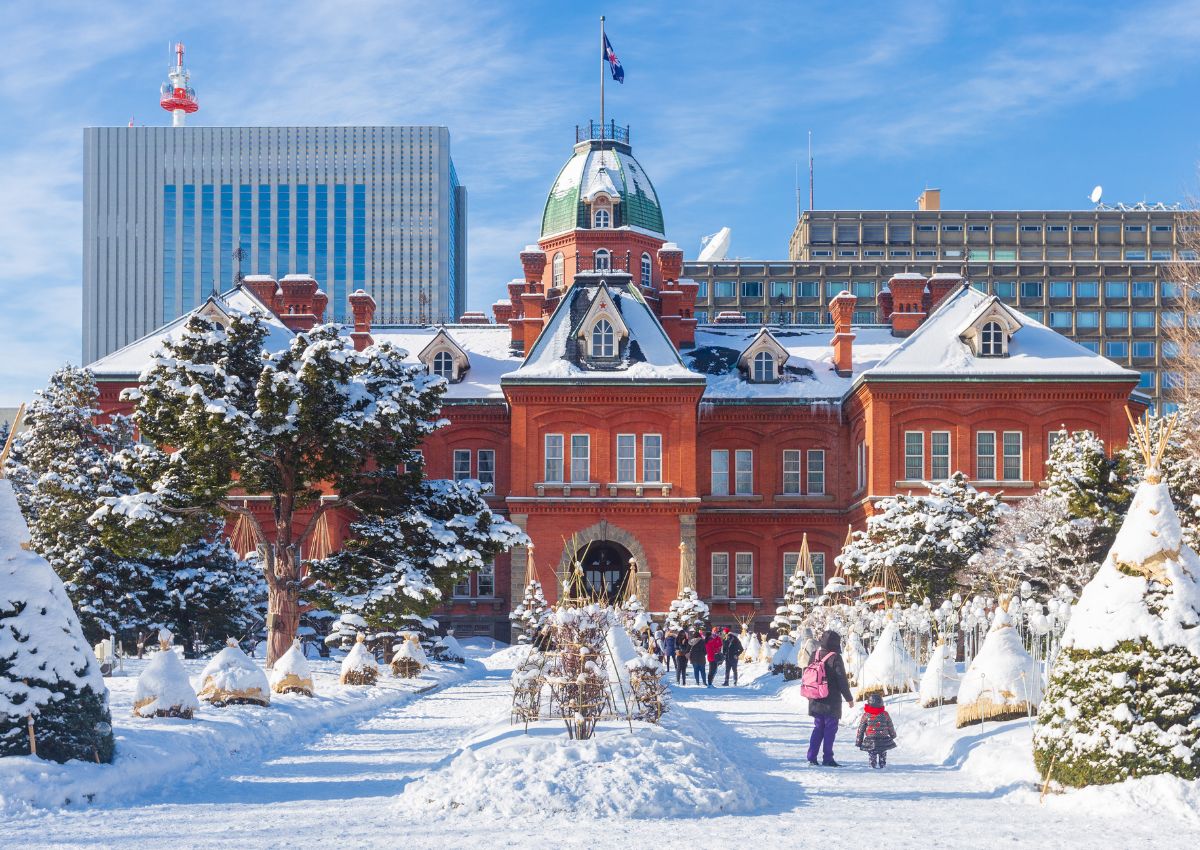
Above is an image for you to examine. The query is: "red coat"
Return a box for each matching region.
[705,636,723,662]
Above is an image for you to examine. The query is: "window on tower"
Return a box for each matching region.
[594,249,611,271]
[553,252,565,288]
[641,253,652,287]
[594,208,611,228]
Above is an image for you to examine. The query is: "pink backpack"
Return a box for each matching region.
[800,650,832,700]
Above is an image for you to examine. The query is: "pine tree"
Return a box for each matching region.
[1,479,114,763]
[309,478,524,634]
[839,472,1002,602]
[92,312,523,663]
[4,367,156,643]
[510,578,550,642]
[1044,428,1132,568]
[1034,437,1200,786]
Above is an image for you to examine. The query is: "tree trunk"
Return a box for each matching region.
[266,582,301,667]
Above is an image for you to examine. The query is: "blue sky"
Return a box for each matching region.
[2,0,1200,404]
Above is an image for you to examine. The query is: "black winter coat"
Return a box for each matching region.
[688,637,707,665]
[806,630,854,719]
[723,635,743,662]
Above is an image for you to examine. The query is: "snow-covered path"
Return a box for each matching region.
[0,650,1188,849]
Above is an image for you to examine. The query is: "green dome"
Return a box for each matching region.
[540,139,665,239]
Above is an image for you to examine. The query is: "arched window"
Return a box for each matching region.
[980,321,1004,356]
[592,319,615,357]
[753,350,776,382]
[552,252,564,288]
[594,249,611,271]
[641,253,652,287]
[432,350,455,380]
[593,208,610,228]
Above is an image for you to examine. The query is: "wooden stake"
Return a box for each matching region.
[26,713,36,758]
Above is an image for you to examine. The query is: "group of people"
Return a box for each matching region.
[643,626,743,688]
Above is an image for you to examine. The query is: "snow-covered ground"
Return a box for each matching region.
[1,645,1196,849]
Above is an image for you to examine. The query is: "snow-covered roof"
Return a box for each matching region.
[865,286,1139,382]
[89,288,295,379]
[541,141,665,238]
[687,325,900,402]
[372,325,520,400]
[503,273,701,385]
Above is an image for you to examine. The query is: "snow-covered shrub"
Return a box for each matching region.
[269,641,315,696]
[665,587,709,632]
[198,639,270,707]
[134,649,200,718]
[509,578,550,643]
[918,639,959,708]
[339,633,380,686]
[955,604,1041,727]
[0,481,115,763]
[390,634,428,679]
[1034,455,1200,787]
[855,616,917,698]
[431,632,466,664]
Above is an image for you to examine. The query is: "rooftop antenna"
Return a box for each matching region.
[1089,185,1103,206]
[159,41,198,127]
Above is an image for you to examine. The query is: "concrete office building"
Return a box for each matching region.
[685,190,1193,410]
[83,125,467,362]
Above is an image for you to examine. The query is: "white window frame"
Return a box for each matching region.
[856,441,867,491]
[752,350,776,382]
[570,434,590,483]
[904,431,924,480]
[930,431,950,482]
[642,434,662,483]
[477,561,495,597]
[592,319,616,357]
[432,350,455,380]
[552,252,564,288]
[593,208,610,228]
[453,449,472,482]
[1002,431,1023,481]
[711,552,730,598]
[783,552,799,588]
[734,449,754,495]
[807,449,826,495]
[811,552,826,591]
[711,449,729,496]
[616,434,636,483]
[544,434,564,483]
[976,431,996,480]
[477,449,495,487]
[453,574,471,597]
[734,553,754,598]
[782,449,802,495]
[594,248,611,270]
[641,253,652,287]
[980,321,1005,356]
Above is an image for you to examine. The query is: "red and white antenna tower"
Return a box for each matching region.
[159,42,198,127]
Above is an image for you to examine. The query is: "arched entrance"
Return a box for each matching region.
[574,540,633,603]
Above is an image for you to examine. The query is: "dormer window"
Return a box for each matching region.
[594,208,611,228]
[592,319,616,357]
[753,350,776,382]
[594,249,611,271]
[980,321,1004,357]
[432,350,455,379]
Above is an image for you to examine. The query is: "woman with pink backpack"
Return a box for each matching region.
[802,629,855,767]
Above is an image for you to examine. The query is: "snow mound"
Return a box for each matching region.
[269,642,314,696]
[918,640,960,707]
[956,608,1041,727]
[198,642,270,706]
[856,619,917,697]
[396,720,757,820]
[133,649,199,718]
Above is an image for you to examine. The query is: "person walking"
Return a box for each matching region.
[856,693,898,768]
[722,626,743,686]
[675,630,690,685]
[704,628,723,688]
[663,630,677,672]
[805,629,854,767]
[689,630,708,686]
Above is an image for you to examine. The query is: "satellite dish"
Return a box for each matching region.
[1089,185,1103,204]
[698,227,731,261]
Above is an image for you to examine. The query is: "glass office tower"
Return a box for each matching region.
[83,125,467,362]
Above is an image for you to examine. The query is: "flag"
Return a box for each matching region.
[603,34,624,83]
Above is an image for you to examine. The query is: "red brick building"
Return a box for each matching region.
[90,128,1144,639]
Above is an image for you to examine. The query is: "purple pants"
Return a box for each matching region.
[807,715,838,763]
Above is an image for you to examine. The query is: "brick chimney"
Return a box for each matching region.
[926,273,962,312]
[658,242,683,285]
[829,290,857,376]
[520,245,547,289]
[276,274,325,332]
[520,289,546,356]
[348,289,376,351]
[887,273,928,336]
[241,275,280,313]
[878,285,894,323]
[458,311,490,325]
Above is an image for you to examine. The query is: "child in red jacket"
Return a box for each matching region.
[856,693,898,768]
[704,630,723,689]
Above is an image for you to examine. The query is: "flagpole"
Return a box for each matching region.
[600,15,606,143]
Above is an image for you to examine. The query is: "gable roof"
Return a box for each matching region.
[504,273,701,385]
[866,285,1139,381]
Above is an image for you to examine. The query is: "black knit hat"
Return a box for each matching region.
[867,693,884,708]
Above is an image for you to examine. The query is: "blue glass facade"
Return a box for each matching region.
[334,184,347,322]
[316,184,329,317]
[296,185,309,274]
[353,184,365,295]
[277,184,290,276]
[258,185,271,273]
[220,185,233,289]
[162,185,176,323]
[181,185,195,312]
[201,185,214,299]
[239,184,251,278]
[448,162,459,320]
